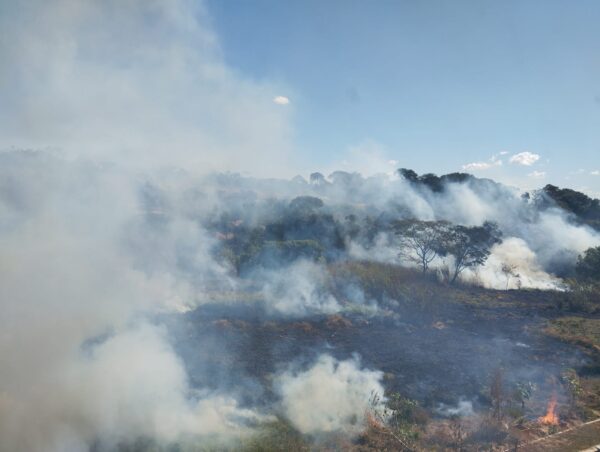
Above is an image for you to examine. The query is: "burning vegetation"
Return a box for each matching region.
[538,394,559,426]
[2,152,600,451]
[3,0,600,449]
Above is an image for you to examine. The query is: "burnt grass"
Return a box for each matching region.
[165,262,599,417]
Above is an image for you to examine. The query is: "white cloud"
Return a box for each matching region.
[591,170,600,176]
[462,153,503,171]
[509,152,540,166]
[462,161,494,171]
[273,96,290,105]
[528,170,546,179]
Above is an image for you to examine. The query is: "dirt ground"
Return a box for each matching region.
[518,418,600,451]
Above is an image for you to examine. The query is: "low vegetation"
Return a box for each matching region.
[545,317,600,353]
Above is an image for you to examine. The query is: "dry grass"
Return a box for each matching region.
[544,317,600,352]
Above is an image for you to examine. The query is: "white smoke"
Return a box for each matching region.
[257,260,341,317]
[275,354,385,435]
[525,210,600,270]
[348,232,400,264]
[467,237,563,290]
[2,1,600,449]
[0,0,297,446]
[324,172,600,289]
[0,157,262,451]
[436,398,475,417]
[0,0,294,176]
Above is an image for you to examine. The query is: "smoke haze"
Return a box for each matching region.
[2,1,600,451]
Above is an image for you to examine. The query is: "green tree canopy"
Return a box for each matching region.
[576,246,600,281]
[441,221,502,283]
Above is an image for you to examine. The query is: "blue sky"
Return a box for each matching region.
[1,0,599,194]
[207,0,600,194]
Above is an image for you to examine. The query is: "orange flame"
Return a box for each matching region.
[538,394,559,425]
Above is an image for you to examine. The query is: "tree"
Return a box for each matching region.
[418,173,444,192]
[542,184,600,221]
[448,415,467,451]
[288,196,324,213]
[309,172,327,186]
[442,222,502,283]
[501,263,520,290]
[368,391,424,451]
[561,369,582,409]
[328,170,360,186]
[342,214,361,241]
[490,369,504,421]
[398,168,419,183]
[395,220,450,273]
[576,246,600,281]
[513,381,536,411]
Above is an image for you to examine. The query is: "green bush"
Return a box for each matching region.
[562,279,600,313]
[242,419,309,452]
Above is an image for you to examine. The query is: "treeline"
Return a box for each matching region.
[559,245,600,312]
[534,184,600,231]
[210,193,503,282]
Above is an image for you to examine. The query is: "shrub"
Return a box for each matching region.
[562,279,600,313]
[243,419,309,452]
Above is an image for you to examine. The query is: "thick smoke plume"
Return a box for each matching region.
[474,238,562,290]
[0,0,294,175]
[0,155,264,451]
[0,0,294,448]
[275,354,384,435]
[256,260,342,317]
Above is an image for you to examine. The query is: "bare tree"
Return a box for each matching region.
[395,220,450,273]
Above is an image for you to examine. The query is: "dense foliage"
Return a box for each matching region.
[576,246,600,281]
[541,184,600,230]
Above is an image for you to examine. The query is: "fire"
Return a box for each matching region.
[538,394,559,425]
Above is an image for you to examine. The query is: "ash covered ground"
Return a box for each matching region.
[167,268,589,414]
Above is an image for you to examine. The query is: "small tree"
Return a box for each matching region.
[513,381,536,411]
[490,369,504,421]
[501,263,520,290]
[368,391,424,451]
[443,222,502,283]
[564,278,600,312]
[561,369,582,411]
[395,220,450,273]
[448,415,467,451]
